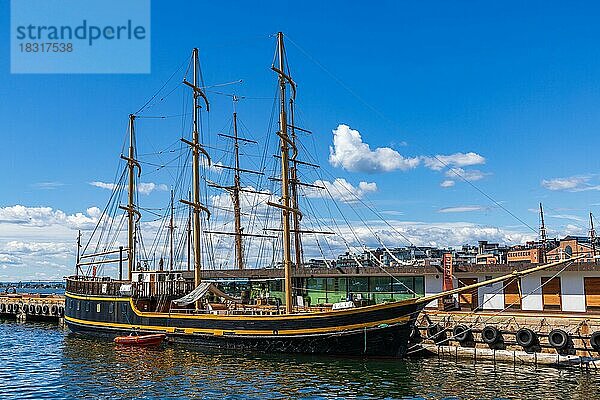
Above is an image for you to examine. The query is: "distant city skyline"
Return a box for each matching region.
[1,1,600,280]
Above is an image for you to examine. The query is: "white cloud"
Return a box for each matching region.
[209,186,275,217]
[540,175,600,192]
[304,178,377,203]
[89,181,117,191]
[0,205,98,229]
[548,214,585,222]
[86,207,102,219]
[299,220,537,256]
[138,182,169,195]
[438,206,485,213]
[0,239,77,281]
[0,253,22,265]
[327,125,489,190]
[541,176,589,191]
[422,152,486,171]
[32,182,65,190]
[381,210,405,216]
[89,181,168,195]
[564,224,586,236]
[445,168,487,182]
[328,124,420,173]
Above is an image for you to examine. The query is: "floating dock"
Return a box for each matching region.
[0,294,65,323]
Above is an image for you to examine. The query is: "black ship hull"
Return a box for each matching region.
[64,292,425,357]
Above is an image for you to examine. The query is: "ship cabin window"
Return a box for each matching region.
[84,302,90,312]
[109,303,115,314]
[76,301,80,311]
[96,303,101,313]
[68,299,73,309]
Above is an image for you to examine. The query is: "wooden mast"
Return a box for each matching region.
[289,99,303,268]
[591,212,596,258]
[209,102,264,269]
[274,32,294,313]
[232,104,244,270]
[187,191,191,272]
[126,114,137,281]
[191,48,202,289]
[539,202,547,263]
[75,230,81,276]
[180,48,211,302]
[169,189,175,271]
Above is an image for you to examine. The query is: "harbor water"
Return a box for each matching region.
[1,319,599,400]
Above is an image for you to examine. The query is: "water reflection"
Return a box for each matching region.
[2,319,600,399]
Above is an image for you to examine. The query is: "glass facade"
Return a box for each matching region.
[305,275,425,306]
[216,275,425,306]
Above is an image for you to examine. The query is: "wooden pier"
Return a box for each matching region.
[0,294,65,323]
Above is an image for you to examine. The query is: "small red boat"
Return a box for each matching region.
[114,333,166,347]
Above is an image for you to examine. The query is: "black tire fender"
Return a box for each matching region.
[452,324,472,343]
[427,323,447,344]
[548,329,570,350]
[482,325,502,345]
[590,331,600,352]
[516,328,538,348]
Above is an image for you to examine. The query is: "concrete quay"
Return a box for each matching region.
[0,294,65,324]
[412,309,600,368]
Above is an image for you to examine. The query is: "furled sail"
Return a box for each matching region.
[172,282,238,306]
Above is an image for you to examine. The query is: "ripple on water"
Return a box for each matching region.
[1,319,600,399]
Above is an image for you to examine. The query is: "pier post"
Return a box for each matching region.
[17,311,26,323]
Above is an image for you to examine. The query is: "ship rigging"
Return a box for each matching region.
[64,33,579,357]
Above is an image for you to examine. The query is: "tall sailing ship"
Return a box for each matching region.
[65,33,575,357]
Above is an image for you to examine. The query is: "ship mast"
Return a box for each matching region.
[187,191,192,272]
[125,114,138,281]
[169,189,175,271]
[268,32,298,313]
[209,100,265,269]
[590,212,596,258]
[232,105,244,270]
[539,202,547,263]
[289,99,303,268]
[180,48,211,296]
[75,230,81,276]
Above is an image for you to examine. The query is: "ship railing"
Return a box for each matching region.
[65,276,132,297]
[66,276,198,299]
[134,280,197,298]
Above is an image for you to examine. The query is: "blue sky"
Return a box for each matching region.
[1,1,600,279]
